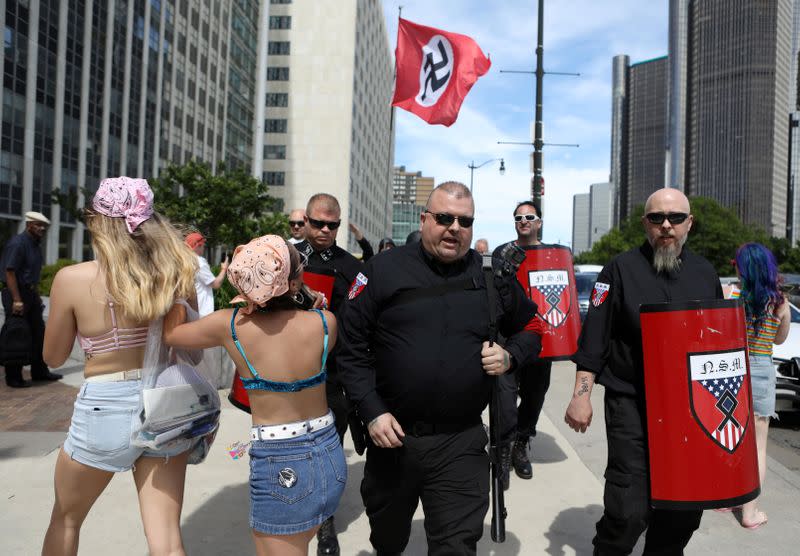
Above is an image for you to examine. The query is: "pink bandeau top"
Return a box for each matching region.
[77,301,149,357]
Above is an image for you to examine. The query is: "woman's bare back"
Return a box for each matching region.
[221,307,338,425]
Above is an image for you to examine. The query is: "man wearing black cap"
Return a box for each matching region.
[1,212,62,387]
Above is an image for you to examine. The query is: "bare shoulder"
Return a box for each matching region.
[55,261,99,281]
[52,261,99,289]
[320,309,337,331]
[208,307,236,325]
[290,308,336,333]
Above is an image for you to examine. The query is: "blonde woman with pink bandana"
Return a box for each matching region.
[163,235,345,556]
[41,177,198,556]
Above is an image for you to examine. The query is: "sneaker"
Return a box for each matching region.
[317,516,339,555]
[512,438,533,479]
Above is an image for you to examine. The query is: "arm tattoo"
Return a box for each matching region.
[577,376,590,396]
[503,352,510,370]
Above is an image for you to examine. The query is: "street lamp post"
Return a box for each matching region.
[468,158,505,193]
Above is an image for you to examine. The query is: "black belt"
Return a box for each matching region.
[400,419,480,437]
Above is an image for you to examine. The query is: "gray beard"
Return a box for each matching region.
[652,242,682,273]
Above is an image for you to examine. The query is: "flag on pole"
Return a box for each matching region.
[391,18,491,127]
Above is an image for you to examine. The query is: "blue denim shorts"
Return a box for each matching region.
[63,380,193,473]
[749,355,777,418]
[249,418,346,535]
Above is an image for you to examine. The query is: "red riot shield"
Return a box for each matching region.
[228,266,337,414]
[515,244,581,359]
[640,299,760,509]
[302,266,336,304]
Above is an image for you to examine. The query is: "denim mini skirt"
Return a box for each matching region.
[749,355,777,418]
[249,417,346,535]
[63,379,193,472]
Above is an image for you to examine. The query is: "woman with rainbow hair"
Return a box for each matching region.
[732,242,791,529]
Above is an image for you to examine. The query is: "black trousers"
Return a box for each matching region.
[498,359,552,443]
[594,391,702,556]
[1,287,49,382]
[326,375,350,445]
[361,423,489,555]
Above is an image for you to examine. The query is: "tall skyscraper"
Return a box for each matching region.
[572,192,590,255]
[589,182,613,246]
[391,165,433,244]
[666,0,689,191]
[682,0,792,236]
[572,183,612,255]
[609,55,668,223]
[1,0,258,262]
[609,55,628,226]
[787,0,800,243]
[256,0,394,252]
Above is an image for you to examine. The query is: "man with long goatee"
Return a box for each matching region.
[564,188,722,555]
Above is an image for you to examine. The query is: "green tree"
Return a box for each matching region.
[683,197,756,275]
[150,160,289,248]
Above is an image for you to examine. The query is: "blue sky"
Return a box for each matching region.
[382,0,668,250]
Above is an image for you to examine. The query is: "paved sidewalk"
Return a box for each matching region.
[0,361,798,554]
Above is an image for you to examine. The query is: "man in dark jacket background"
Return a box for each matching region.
[565,188,723,555]
[1,211,62,387]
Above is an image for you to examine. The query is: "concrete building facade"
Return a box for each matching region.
[391,165,433,245]
[609,55,668,223]
[609,55,628,227]
[589,182,613,246]
[686,0,792,237]
[666,0,689,192]
[257,0,394,252]
[571,192,590,256]
[787,0,800,243]
[572,182,612,256]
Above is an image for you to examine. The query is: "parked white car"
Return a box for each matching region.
[771,302,800,413]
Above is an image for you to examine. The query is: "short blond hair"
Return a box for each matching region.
[425,181,472,208]
[307,193,341,215]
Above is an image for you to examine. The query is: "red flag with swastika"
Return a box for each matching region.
[391,18,491,127]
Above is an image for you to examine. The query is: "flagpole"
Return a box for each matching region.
[385,6,401,240]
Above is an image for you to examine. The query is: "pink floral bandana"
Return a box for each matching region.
[227,235,291,314]
[92,176,154,233]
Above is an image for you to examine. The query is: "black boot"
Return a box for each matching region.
[500,443,512,491]
[4,367,30,388]
[317,516,339,555]
[512,437,532,479]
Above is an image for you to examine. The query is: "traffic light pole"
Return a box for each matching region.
[532,0,544,207]
[498,0,578,214]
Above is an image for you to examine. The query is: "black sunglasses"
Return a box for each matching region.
[514,214,540,223]
[424,210,475,228]
[307,217,341,230]
[645,212,689,225]
[288,220,304,227]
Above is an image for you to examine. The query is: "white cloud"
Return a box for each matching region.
[382,0,667,251]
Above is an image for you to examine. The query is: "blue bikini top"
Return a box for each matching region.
[230,307,329,393]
